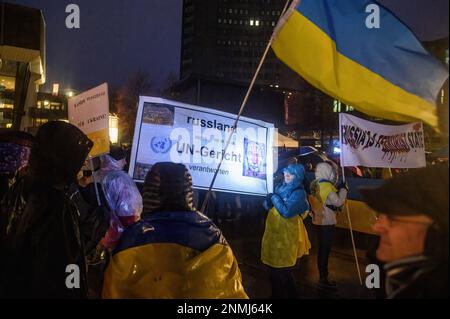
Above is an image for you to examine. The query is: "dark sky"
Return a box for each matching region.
[7,0,449,93]
[9,0,182,92]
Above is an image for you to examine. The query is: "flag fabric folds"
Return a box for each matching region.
[271,0,449,129]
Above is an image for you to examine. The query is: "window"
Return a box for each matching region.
[333,100,342,113]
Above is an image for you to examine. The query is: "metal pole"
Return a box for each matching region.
[90,158,102,206]
[200,0,293,214]
[341,166,363,286]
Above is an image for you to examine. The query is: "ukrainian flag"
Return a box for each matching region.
[272,0,449,129]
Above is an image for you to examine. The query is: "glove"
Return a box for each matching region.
[337,181,349,192]
[265,193,274,209]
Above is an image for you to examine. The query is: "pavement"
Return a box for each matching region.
[217,214,380,299]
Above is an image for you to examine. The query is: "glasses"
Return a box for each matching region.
[370,213,433,227]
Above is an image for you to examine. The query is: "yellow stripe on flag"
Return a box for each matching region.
[272,10,439,129]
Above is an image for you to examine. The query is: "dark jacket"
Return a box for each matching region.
[385,255,449,299]
[0,177,88,298]
[0,121,101,298]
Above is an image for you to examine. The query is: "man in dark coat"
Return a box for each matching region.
[362,165,449,299]
[0,121,105,298]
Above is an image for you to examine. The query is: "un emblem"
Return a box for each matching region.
[150,137,172,154]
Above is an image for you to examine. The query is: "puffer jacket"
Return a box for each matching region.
[264,164,310,218]
[261,164,311,268]
[311,162,347,226]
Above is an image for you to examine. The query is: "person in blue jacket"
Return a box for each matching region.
[261,163,311,299]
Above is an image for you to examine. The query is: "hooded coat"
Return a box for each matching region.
[261,164,311,268]
[0,122,94,298]
[102,162,247,299]
[97,154,142,251]
[310,162,347,226]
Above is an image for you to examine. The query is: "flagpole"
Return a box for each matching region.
[339,115,363,285]
[89,158,102,207]
[200,0,292,214]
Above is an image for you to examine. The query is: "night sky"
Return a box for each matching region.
[7,0,449,93]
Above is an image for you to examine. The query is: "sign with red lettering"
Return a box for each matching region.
[339,113,426,168]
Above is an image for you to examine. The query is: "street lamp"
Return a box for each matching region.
[109,114,119,144]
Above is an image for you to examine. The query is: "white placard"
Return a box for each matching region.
[68,83,109,157]
[339,113,426,168]
[129,97,275,196]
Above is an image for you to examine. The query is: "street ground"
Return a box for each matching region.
[218,214,380,299]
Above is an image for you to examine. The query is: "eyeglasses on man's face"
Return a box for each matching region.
[370,213,433,227]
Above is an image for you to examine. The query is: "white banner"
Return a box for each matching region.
[129,97,275,196]
[68,83,110,157]
[339,113,426,168]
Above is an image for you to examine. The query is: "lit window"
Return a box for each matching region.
[250,19,254,26]
[272,21,276,26]
[255,20,260,26]
[333,100,342,113]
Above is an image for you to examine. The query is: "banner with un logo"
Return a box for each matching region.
[129,96,275,196]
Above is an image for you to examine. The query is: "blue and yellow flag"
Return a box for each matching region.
[272,0,448,129]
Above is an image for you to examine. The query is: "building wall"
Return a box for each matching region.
[181,0,305,91]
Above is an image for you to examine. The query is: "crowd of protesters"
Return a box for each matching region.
[0,121,448,299]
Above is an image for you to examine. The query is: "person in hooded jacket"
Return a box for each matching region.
[102,162,247,299]
[94,147,143,252]
[310,161,348,289]
[0,121,99,298]
[261,163,311,299]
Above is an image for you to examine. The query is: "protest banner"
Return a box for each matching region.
[68,83,110,157]
[339,113,426,168]
[129,97,275,196]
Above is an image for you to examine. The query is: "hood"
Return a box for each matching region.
[28,121,93,186]
[142,162,195,214]
[282,163,305,189]
[315,162,338,185]
[100,154,126,171]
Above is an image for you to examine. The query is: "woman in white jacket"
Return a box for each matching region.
[310,162,348,289]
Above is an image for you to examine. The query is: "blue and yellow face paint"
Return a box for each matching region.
[272,0,448,130]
